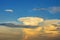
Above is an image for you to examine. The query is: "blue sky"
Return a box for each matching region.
[0,0,60,22]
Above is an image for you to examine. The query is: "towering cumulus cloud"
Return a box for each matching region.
[18,17,44,26]
[18,17,43,40]
[17,17,60,40]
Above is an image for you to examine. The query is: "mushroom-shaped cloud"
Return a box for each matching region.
[18,17,44,26]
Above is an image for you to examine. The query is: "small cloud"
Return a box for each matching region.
[4,9,13,13]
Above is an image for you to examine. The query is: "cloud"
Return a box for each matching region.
[0,17,60,40]
[40,19,60,37]
[0,21,20,25]
[48,7,60,13]
[32,8,47,10]
[18,17,44,26]
[17,17,60,26]
[44,19,60,24]
[32,6,60,14]
[4,9,13,13]
[41,19,60,34]
[17,17,60,40]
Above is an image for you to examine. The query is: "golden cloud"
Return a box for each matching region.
[18,17,44,26]
[17,17,60,40]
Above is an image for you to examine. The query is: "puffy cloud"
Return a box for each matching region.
[44,25,58,37]
[39,19,60,37]
[18,17,44,26]
[4,9,13,13]
[32,6,60,14]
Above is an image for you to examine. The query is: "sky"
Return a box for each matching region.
[0,0,60,23]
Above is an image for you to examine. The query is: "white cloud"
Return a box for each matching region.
[32,6,60,14]
[4,9,13,13]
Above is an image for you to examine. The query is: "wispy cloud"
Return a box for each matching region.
[48,7,60,13]
[4,9,13,13]
[32,8,47,10]
[32,6,60,14]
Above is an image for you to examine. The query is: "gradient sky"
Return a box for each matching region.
[0,0,60,22]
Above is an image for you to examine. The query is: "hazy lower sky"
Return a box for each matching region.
[0,0,60,22]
